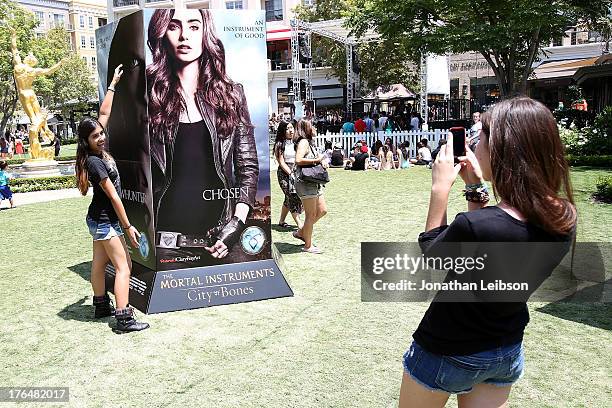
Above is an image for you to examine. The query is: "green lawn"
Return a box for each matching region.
[0,167,610,407]
[10,143,77,160]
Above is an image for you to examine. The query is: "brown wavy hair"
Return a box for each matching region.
[146,9,251,143]
[294,119,315,148]
[480,97,576,236]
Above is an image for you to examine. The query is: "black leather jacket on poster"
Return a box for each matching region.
[150,83,259,238]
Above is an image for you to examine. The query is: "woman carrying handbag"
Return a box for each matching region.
[293,120,328,254]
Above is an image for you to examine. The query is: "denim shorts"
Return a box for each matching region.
[403,340,524,394]
[86,216,124,241]
[295,179,322,199]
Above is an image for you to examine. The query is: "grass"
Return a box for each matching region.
[9,143,77,160]
[0,166,610,407]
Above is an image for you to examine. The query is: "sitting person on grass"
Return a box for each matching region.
[330,143,345,167]
[410,141,432,166]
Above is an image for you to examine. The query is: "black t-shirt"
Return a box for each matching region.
[414,206,572,355]
[351,153,368,170]
[157,121,225,234]
[86,154,121,223]
[331,150,344,166]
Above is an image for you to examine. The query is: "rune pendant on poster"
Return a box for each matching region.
[95,9,292,313]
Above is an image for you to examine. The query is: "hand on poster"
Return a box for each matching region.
[111,64,124,87]
[205,216,246,258]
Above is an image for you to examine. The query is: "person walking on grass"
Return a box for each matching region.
[273,121,303,230]
[400,97,575,407]
[293,119,328,254]
[75,64,149,332]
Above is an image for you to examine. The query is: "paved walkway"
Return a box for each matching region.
[0,188,90,210]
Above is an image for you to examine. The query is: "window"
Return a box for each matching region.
[79,15,85,28]
[88,16,93,28]
[90,36,95,48]
[265,0,283,21]
[35,11,44,25]
[570,31,577,45]
[302,0,315,6]
[82,56,87,64]
[53,14,64,27]
[91,56,96,70]
[81,35,86,48]
[226,1,243,9]
[98,18,107,27]
[552,36,562,47]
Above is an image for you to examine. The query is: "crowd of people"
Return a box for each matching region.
[0,127,27,159]
[0,125,64,159]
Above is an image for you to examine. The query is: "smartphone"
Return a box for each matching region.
[450,127,466,157]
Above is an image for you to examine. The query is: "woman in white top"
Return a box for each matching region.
[410,141,433,165]
[273,121,303,229]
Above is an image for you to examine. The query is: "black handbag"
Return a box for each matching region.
[300,145,330,184]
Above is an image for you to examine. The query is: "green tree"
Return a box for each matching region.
[31,27,95,120]
[349,0,611,97]
[294,0,419,95]
[0,3,95,136]
[0,0,37,135]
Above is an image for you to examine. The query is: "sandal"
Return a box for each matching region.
[302,246,323,254]
[278,222,291,228]
[292,231,305,242]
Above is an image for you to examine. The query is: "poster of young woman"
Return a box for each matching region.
[144,9,272,271]
[96,10,291,313]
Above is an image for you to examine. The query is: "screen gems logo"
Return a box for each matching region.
[138,232,149,260]
[240,226,265,255]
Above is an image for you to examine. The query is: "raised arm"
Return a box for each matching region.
[9,28,22,65]
[98,64,123,129]
[35,59,64,76]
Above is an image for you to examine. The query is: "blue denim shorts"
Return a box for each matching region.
[403,340,524,394]
[86,216,123,241]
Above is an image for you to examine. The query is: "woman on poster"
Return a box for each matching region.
[146,9,259,261]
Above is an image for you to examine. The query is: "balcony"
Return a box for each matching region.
[144,0,174,6]
[113,0,139,8]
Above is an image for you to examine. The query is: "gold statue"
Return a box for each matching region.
[10,27,64,160]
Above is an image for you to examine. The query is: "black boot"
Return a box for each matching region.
[115,306,149,332]
[93,294,115,318]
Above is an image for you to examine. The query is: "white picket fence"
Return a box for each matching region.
[313,129,448,158]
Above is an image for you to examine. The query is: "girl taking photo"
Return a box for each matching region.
[400,97,575,407]
[75,65,149,333]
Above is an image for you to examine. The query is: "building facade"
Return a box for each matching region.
[68,0,108,81]
[449,27,609,113]
[16,0,108,84]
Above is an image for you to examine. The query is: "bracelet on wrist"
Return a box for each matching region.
[122,224,131,230]
[108,86,115,92]
[463,183,490,203]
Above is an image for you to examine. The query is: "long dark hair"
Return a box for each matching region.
[273,121,289,159]
[481,97,576,236]
[75,117,110,196]
[146,9,251,143]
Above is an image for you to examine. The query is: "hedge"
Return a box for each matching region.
[5,155,76,166]
[566,155,612,168]
[8,175,76,193]
[595,176,612,203]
